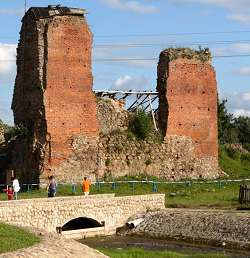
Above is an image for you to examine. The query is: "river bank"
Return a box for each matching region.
[118,208,250,251]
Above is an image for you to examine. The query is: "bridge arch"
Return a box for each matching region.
[62,217,103,231]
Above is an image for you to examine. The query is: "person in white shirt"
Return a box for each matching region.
[11,177,20,200]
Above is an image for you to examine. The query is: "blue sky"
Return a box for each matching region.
[0,0,250,125]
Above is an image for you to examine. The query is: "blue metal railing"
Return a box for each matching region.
[1,178,250,195]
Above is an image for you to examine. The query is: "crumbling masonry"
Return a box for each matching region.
[10,6,221,184]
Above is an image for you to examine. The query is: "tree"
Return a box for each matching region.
[3,123,28,141]
[129,108,153,140]
[234,116,250,151]
[217,97,238,144]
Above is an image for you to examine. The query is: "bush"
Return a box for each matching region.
[4,123,28,141]
[243,142,250,152]
[224,146,241,161]
[129,108,153,140]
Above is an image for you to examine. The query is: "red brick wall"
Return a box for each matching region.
[44,16,99,167]
[158,56,218,159]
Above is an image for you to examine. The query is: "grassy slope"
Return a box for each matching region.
[0,222,40,253]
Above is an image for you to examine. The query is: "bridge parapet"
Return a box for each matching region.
[0,193,115,207]
[0,194,165,233]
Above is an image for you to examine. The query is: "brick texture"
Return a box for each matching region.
[157,49,218,167]
[45,16,98,167]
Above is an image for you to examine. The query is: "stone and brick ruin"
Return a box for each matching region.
[157,48,219,178]
[8,5,221,184]
[0,119,4,143]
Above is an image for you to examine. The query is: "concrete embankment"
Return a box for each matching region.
[119,209,250,251]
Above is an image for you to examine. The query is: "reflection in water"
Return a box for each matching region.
[78,236,250,258]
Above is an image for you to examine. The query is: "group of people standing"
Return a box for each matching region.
[3,175,91,200]
[45,175,91,197]
[3,177,20,200]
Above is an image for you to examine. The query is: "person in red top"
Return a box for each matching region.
[3,186,13,200]
[82,177,91,196]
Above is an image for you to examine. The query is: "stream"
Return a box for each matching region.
[79,236,250,257]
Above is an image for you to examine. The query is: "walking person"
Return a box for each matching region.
[82,176,91,196]
[11,176,20,200]
[47,175,57,197]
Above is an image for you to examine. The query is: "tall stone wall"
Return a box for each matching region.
[157,48,218,173]
[11,6,98,183]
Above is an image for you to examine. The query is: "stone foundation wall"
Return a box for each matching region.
[98,134,222,180]
[122,210,250,250]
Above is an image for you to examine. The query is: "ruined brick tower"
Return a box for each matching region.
[12,6,99,183]
[157,48,218,175]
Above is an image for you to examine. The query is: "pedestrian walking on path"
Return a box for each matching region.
[47,175,57,197]
[82,177,91,196]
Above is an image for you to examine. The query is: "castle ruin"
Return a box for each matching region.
[10,6,220,184]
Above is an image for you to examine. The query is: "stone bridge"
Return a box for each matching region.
[0,194,165,237]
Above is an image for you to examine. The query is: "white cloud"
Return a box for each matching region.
[0,100,14,125]
[211,43,250,56]
[100,0,160,13]
[0,43,17,84]
[218,89,250,117]
[112,75,132,88]
[234,109,250,117]
[109,75,151,91]
[232,66,250,76]
[173,0,250,12]
[242,92,250,101]
[226,13,250,26]
[0,7,24,16]
[229,44,250,53]
[92,39,158,69]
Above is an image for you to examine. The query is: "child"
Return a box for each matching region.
[3,186,13,200]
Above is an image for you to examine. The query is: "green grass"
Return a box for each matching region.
[98,247,230,258]
[219,145,250,179]
[0,222,40,253]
